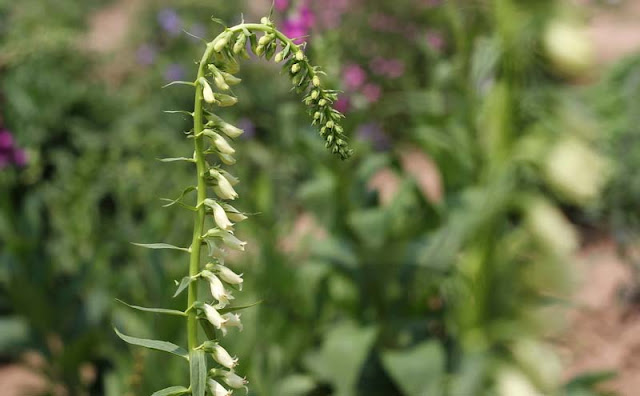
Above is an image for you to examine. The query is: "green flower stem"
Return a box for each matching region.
[187,42,217,355]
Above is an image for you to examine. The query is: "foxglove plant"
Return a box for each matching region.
[115,13,351,396]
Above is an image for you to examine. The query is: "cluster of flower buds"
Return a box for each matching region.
[203,17,352,159]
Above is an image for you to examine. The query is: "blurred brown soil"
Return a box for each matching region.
[558,238,640,395]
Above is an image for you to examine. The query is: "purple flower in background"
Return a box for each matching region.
[357,122,391,151]
[342,64,367,90]
[275,0,289,12]
[236,118,256,139]
[164,64,186,82]
[158,8,182,36]
[136,44,156,66]
[371,57,405,79]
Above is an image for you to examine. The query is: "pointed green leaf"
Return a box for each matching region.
[218,300,263,314]
[162,81,196,88]
[173,276,197,298]
[116,299,186,316]
[381,341,445,396]
[160,186,197,208]
[151,385,190,396]
[164,110,194,117]
[190,350,207,396]
[131,243,190,252]
[114,328,188,359]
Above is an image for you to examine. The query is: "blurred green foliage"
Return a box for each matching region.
[0,0,631,395]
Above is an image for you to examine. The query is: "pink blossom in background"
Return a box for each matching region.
[0,128,28,168]
[362,83,382,103]
[0,129,13,149]
[315,0,353,29]
[370,57,405,79]
[281,2,316,43]
[426,30,445,51]
[275,0,289,12]
[12,148,27,167]
[342,64,367,90]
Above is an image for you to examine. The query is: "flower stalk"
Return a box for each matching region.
[115,14,351,396]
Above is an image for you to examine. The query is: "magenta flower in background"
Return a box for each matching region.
[370,57,405,79]
[281,2,315,43]
[0,129,13,149]
[0,128,28,169]
[334,97,351,113]
[342,64,367,90]
[426,30,445,51]
[275,0,289,12]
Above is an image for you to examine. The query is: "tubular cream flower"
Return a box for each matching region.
[220,313,243,336]
[208,379,233,396]
[218,153,237,166]
[219,170,239,185]
[219,121,244,139]
[203,303,227,329]
[526,198,578,257]
[202,270,234,308]
[220,370,248,389]
[211,344,238,369]
[210,170,239,200]
[204,199,234,231]
[214,264,243,286]
[220,203,247,222]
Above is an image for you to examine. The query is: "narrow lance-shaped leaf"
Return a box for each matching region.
[114,328,189,359]
[116,299,187,316]
[218,300,263,314]
[160,186,197,208]
[151,386,190,396]
[190,350,207,396]
[131,243,190,252]
[173,276,197,298]
[157,157,196,163]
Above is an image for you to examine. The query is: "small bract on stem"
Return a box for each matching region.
[115,13,351,396]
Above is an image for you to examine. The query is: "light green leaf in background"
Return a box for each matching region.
[381,341,445,396]
[114,328,188,359]
[304,322,377,396]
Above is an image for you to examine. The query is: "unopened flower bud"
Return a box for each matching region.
[311,90,319,100]
[233,34,247,54]
[208,379,233,396]
[220,71,241,86]
[215,94,238,107]
[312,75,320,87]
[295,51,304,61]
[213,31,231,52]
[219,170,239,185]
[314,112,321,120]
[274,51,284,63]
[211,344,238,369]
[318,99,327,106]
[202,80,215,103]
[260,16,270,25]
[214,73,230,91]
[214,264,243,286]
[211,132,235,155]
[255,45,265,56]
[218,153,236,166]
[291,63,301,74]
[326,120,334,129]
[258,33,274,46]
